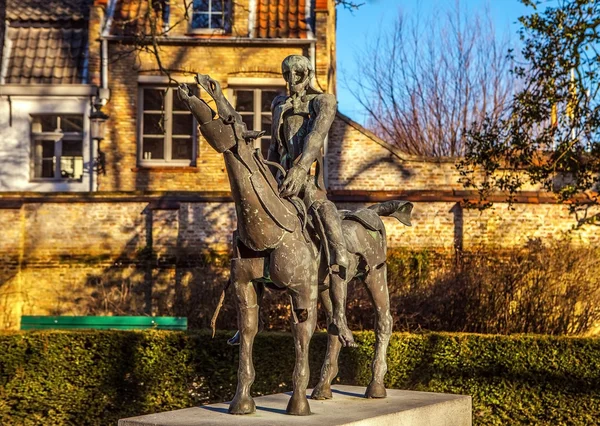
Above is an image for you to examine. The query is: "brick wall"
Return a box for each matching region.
[1,190,598,329]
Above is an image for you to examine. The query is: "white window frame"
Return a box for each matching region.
[188,0,232,34]
[30,114,85,182]
[227,79,286,153]
[138,85,198,167]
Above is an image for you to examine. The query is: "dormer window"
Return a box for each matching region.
[190,0,232,33]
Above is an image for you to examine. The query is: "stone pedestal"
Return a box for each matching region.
[119,385,472,426]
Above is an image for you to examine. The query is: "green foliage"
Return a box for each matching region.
[459,0,600,213]
[0,330,599,425]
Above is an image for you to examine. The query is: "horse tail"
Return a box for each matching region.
[368,200,413,227]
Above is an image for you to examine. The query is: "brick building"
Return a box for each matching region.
[0,0,598,329]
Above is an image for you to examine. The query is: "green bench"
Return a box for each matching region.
[20,316,187,331]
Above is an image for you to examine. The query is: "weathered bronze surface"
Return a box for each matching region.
[178,56,413,416]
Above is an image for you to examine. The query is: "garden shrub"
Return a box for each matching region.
[347,239,600,335]
[0,330,598,425]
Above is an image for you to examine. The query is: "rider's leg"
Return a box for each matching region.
[316,200,349,275]
[315,200,355,347]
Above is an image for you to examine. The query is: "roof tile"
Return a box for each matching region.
[254,0,311,39]
[5,26,88,84]
[6,0,92,22]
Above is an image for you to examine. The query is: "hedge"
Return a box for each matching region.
[0,331,598,425]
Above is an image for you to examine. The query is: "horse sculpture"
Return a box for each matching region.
[178,74,413,416]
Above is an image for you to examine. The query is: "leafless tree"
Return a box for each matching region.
[348,1,514,157]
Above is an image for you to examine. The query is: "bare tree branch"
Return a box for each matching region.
[347,1,514,157]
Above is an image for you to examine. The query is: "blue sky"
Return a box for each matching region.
[336,0,532,125]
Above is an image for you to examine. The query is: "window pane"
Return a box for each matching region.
[63,140,83,156]
[60,115,84,132]
[142,138,165,160]
[60,140,83,180]
[212,0,226,12]
[144,89,166,111]
[191,13,209,29]
[41,140,55,157]
[172,114,194,136]
[172,137,193,160]
[143,113,164,135]
[212,14,224,29]
[193,0,209,12]
[235,90,254,112]
[33,140,55,178]
[261,114,272,133]
[261,90,282,112]
[259,138,270,159]
[241,114,253,130]
[38,116,57,132]
[41,160,55,178]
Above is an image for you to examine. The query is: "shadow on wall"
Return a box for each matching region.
[75,201,235,329]
[0,202,46,329]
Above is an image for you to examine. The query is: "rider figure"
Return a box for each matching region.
[269,55,354,346]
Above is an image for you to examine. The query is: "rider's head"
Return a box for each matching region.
[281,55,320,96]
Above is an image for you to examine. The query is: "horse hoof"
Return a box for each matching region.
[365,381,387,399]
[286,394,312,416]
[311,385,333,400]
[228,394,256,414]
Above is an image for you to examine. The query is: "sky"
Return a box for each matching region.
[335,0,533,125]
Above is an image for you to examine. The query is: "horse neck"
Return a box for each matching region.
[222,141,289,250]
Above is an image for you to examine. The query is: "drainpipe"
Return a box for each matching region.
[98,38,110,104]
[98,0,116,105]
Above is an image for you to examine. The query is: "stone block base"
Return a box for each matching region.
[119,385,472,426]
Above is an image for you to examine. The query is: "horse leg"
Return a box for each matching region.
[363,263,392,399]
[229,258,263,414]
[227,282,264,346]
[311,287,342,400]
[286,289,318,415]
[328,272,356,347]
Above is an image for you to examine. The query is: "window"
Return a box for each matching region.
[139,86,197,165]
[190,0,232,32]
[31,115,84,180]
[233,88,286,158]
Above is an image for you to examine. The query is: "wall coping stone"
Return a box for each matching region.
[0,190,596,206]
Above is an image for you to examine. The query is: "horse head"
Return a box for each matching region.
[177,74,266,154]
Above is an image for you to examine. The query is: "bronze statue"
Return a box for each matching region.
[177,56,412,416]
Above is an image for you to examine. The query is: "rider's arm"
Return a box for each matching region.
[296,93,337,172]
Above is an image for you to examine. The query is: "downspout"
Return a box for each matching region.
[1,20,13,126]
[248,0,257,38]
[100,38,109,102]
[90,0,115,191]
[99,0,116,105]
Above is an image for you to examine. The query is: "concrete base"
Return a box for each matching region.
[119,385,472,426]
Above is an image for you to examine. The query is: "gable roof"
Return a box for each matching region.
[3,0,92,85]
